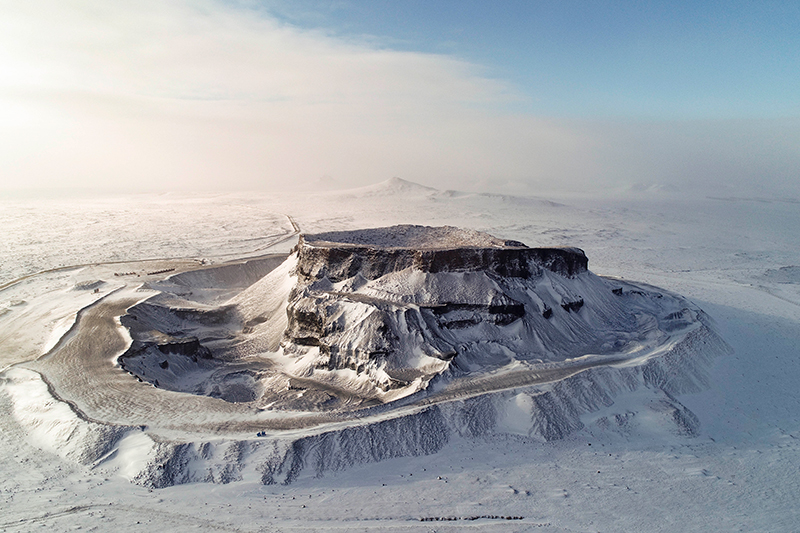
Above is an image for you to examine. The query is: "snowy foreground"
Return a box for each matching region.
[1,179,799,531]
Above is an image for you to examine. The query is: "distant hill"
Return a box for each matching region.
[335,177,439,198]
[329,177,563,207]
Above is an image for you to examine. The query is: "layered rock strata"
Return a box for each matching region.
[4,225,730,487]
[295,227,587,282]
[256,225,692,404]
[118,225,715,408]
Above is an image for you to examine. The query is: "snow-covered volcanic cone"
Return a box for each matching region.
[119,225,710,410]
[4,223,729,487]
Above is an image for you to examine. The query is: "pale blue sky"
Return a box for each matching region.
[261,0,800,119]
[0,1,797,194]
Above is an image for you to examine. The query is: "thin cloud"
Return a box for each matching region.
[1,0,797,195]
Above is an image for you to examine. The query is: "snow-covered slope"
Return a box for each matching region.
[6,186,795,531]
[114,225,719,412]
[331,177,440,198]
[268,226,710,405]
[1,313,727,488]
[0,223,725,488]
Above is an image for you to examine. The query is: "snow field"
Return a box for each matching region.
[1,179,799,530]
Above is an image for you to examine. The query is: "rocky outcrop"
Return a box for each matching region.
[279,226,605,400]
[4,224,731,489]
[123,319,729,488]
[294,226,587,282]
[114,225,718,412]
[121,336,212,363]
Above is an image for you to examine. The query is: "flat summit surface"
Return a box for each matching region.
[302,224,525,250]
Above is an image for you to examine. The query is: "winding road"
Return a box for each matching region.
[2,214,708,441]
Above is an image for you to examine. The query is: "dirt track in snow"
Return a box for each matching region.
[24,290,336,435]
[18,278,694,439]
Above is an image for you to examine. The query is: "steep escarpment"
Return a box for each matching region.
[127,320,729,488]
[4,224,731,489]
[117,225,713,410]
[272,226,675,403]
[295,226,587,282]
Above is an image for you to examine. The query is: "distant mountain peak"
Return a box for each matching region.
[380,176,437,191]
[335,177,439,198]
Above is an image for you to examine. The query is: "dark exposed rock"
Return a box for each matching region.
[428,302,526,327]
[561,298,584,313]
[282,226,590,387]
[295,244,588,282]
[155,337,212,359]
[295,225,588,282]
[122,336,211,361]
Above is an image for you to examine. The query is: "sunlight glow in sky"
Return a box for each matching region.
[0,0,798,195]
[266,0,800,119]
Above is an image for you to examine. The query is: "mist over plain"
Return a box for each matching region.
[2,3,800,530]
[1,1,798,197]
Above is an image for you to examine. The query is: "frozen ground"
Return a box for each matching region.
[1,179,799,531]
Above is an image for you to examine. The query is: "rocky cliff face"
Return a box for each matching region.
[6,225,730,489]
[124,322,728,488]
[116,225,713,412]
[261,225,687,405]
[294,226,588,282]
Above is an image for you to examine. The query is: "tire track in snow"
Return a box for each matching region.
[18,286,694,438]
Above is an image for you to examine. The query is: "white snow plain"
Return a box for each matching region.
[1,179,799,531]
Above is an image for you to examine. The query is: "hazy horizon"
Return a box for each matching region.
[1,1,798,197]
